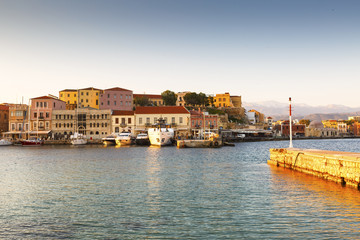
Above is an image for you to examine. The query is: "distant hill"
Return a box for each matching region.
[243,101,360,121]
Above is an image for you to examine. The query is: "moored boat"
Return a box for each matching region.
[102,134,117,145]
[70,132,87,145]
[135,133,150,146]
[115,132,133,145]
[0,139,13,146]
[148,118,174,146]
[20,137,44,146]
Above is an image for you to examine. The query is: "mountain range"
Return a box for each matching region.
[243,101,360,122]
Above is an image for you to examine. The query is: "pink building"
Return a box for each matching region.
[190,110,218,129]
[30,96,66,134]
[99,87,133,111]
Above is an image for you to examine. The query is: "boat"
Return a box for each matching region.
[115,132,133,145]
[20,137,44,146]
[0,139,13,146]
[148,118,174,146]
[70,132,87,145]
[102,134,117,145]
[135,133,150,146]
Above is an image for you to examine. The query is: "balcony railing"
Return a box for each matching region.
[120,123,127,128]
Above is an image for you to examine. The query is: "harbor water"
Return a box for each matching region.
[1,139,360,239]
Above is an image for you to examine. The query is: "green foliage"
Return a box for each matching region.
[134,96,151,106]
[206,107,225,115]
[184,92,209,107]
[161,90,177,106]
[299,119,311,126]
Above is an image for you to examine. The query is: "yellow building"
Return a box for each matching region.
[59,89,78,110]
[214,93,232,108]
[214,93,242,108]
[322,120,338,129]
[79,87,103,109]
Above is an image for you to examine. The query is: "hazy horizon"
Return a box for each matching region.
[1,0,359,107]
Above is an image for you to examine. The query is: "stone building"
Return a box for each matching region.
[112,110,135,134]
[305,121,339,137]
[176,91,190,106]
[52,108,112,139]
[0,104,9,135]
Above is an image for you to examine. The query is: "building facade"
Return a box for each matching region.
[79,87,103,109]
[59,89,78,110]
[0,104,9,135]
[99,87,133,111]
[112,110,135,133]
[6,104,29,139]
[52,108,112,139]
[134,106,190,134]
[176,91,190,106]
[190,110,218,131]
[274,121,306,137]
[30,96,66,138]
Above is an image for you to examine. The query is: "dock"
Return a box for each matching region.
[268,148,360,189]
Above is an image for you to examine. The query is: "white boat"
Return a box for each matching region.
[102,134,117,145]
[135,133,150,146]
[148,118,174,146]
[0,139,13,146]
[70,132,87,145]
[115,132,133,145]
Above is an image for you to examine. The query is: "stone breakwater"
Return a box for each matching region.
[268,148,360,189]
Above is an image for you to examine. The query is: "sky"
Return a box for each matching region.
[0,0,359,107]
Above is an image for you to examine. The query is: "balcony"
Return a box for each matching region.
[145,123,152,127]
[120,123,127,128]
[171,123,177,127]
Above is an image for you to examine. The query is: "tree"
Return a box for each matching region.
[299,119,311,126]
[208,96,214,107]
[198,92,208,107]
[184,92,199,106]
[134,96,151,106]
[161,90,177,106]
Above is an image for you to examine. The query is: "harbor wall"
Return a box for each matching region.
[268,148,360,189]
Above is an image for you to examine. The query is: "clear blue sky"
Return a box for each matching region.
[1,0,359,106]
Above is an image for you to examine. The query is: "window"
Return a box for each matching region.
[46,112,49,118]
[108,94,110,98]
[54,103,56,108]
[164,117,167,123]
[40,112,44,118]
[11,124,15,131]
[46,122,49,128]
[81,92,84,95]
[107,101,110,105]
[154,117,157,123]
[146,117,150,123]
[44,102,47,108]
[114,94,116,99]
[34,112,37,118]
[86,99,88,103]
[128,118,131,124]
[68,94,70,97]
[139,118,142,124]
[172,117,175,123]
[115,118,119,124]
[114,101,116,105]
[96,100,98,105]
[122,118,125,124]
[86,92,89,96]
[179,117,183,124]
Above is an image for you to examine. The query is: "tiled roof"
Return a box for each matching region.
[80,87,102,91]
[0,105,9,110]
[59,89,77,92]
[112,110,134,116]
[31,96,66,102]
[135,106,189,114]
[105,87,132,92]
[133,94,162,99]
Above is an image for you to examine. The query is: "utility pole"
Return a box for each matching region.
[289,97,293,148]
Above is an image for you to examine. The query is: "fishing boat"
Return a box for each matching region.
[148,118,174,146]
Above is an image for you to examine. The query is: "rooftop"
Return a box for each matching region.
[112,110,134,116]
[133,94,162,99]
[105,87,132,92]
[135,106,189,114]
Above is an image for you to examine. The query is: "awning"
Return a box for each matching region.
[2,131,28,135]
[134,128,146,131]
[30,130,52,134]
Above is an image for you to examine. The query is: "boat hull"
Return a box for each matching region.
[148,129,174,146]
[135,138,150,146]
[20,140,44,146]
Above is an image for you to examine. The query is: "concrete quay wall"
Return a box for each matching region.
[268,148,360,189]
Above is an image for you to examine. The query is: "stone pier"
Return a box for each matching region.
[268,148,360,189]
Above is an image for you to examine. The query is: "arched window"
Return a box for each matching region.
[96,131,99,135]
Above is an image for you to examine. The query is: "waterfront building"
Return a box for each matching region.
[176,91,190,106]
[133,94,164,106]
[337,121,348,135]
[348,116,360,121]
[112,110,135,134]
[305,121,339,137]
[353,122,360,136]
[79,87,103,109]
[0,104,9,135]
[247,109,265,124]
[4,104,29,139]
[52,108,111,139]
[273,121,306,137]
[190,110,218,137]
[266,117,273,129]
[99,87,133,111]
[59,89,78,110]
[31,96,66,139]
[134,106,190,135]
